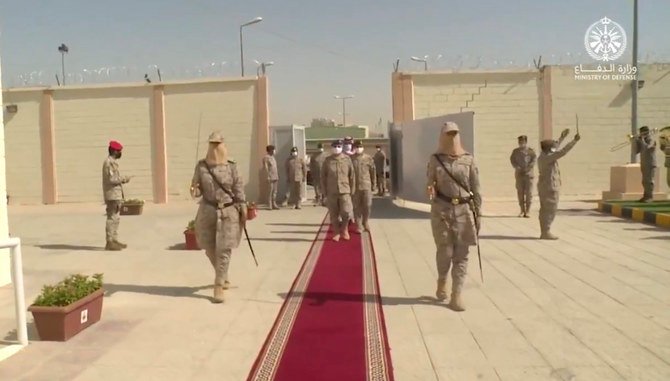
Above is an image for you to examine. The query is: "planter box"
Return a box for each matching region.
[121,203,143,215]
[184,230,200,250]
[28,288,104,341]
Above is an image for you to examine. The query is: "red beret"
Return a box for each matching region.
[109,140,123,150]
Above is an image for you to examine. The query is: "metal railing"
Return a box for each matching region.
[0,237,28,346]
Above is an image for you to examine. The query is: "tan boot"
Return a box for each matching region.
[213,285,225,303]
[332,234,341,242]
[363,222,371,232]
[448,290,465,311]
[105,241,123,251]
[342,229,350,241]
[113,240,127,248]
[540,231,559,240]
[435,279,448,301]
[222,280,231,290]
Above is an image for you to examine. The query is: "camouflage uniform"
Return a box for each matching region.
[351,146,376,232]
[321,141,355,241]
[509,144,536,216]
[309,149,327,205]
[662,132,670,188]
[633,127,657,201]
[373,148,387,196]
[192,159,246,292]
[262,153,279,209]
[102,150,129,250]
[427,152,481,311]
[286,150,307,209]
[537,134,578,239]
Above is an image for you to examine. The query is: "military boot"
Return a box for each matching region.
[449,290,465,311]
[212,285,225,303]
[114,240,128,248]
[222,280,231,290]
[105,241,123,251]
[540,231,559,240]
[523,204,531,218]
[342,228,351,241]
[435,279,448,301]
[363,221,371,232]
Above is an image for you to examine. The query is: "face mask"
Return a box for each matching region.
[343,144,351,152]
[519,143,526,148]
[332,147,342,154]
[550,147,557,153]
[291,152,297,156]
[319,148,323,152]
[356,147,364,154]
[116,151,122,159]
[376,148,381,152]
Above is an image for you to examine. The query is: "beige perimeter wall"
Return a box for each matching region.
[2,77,269,204]
[394,64,670,198]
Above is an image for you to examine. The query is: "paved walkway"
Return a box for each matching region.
[0,197,668,380]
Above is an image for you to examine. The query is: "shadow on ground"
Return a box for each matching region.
[265,223,322,227]
[34,244,104,251]
[642,236,670,240]
[2,323,39,344]
[103,283,213,301]
[371,198,430,219]
[270,230,318,234]
[251,237,319,242]
[278,292,448,308]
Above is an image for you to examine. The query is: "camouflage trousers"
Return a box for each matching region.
[515,173,533,212]
[312,176,323,203]
[327,193,353,233]
[538,190,559,233]
[352,190,373,228]
[288,181,304,208]
[376,173,386,195]
[666,168,670,188]
[641,165,656,199]
[205,248,232,286]
[105,200,122,243]
[267,180,278,208]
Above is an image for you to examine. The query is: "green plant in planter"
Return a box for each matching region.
[123,199,145,205]
[32,274,103,307]
[186,219,196,231]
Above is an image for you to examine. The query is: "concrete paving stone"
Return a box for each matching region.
[435,366,502,381]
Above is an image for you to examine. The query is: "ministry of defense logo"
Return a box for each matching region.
[584,17,627,62]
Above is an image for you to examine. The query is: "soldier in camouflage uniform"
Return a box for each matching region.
[427,122,481,312]
[633,126,657,202]
[660,127,670,188]
[537,128,579,240]
[373,145,387,196]
[509,135,536,217]
[309,143,327,206]
[285,146,307,209]
[351,140,376,233]
[262,145,279,210]
[321,139,355,242]
[190,131,247,303]
[102,140,131,251]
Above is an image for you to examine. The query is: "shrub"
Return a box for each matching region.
[32,274,103,307]
[186,220,195,231]
[123,199,144,205]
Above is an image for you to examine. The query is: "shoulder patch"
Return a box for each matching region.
[227,159,236,164]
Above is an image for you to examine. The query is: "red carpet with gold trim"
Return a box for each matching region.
[247,216,394,381]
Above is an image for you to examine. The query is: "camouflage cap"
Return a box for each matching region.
[518,135,528,141]
[354,140,363,147]
[343,136,353,143]
[639,126,649,133]
[208,131,224,143]
[332,139,343,147]
[290,146,298,152]
[441,122,459,133]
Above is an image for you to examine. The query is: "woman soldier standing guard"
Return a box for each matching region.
[190,131,247,303]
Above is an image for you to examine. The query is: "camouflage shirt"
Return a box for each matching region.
[537,140,577,192]
[321,153,356,196]
[426,153,482,211]
[102,156,128,201]
[509,147,536,176]
[373,151,387,175]
[262,154,279,181]
[192,160,246,207]
[634,136,657,168]
[309,151,327,178]
[351,153,377,191]
[285,156,307,182]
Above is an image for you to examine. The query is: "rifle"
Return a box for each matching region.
[202,161,259,267]
[432,154,483,283]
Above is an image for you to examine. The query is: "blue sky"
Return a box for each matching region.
[1,0,669,128]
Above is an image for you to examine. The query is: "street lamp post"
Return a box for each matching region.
[411,55,428,71]
[254,60,274,76]
[334,95,354,127]
[58,43,69,85]
[239,17,263,77]
[630,0,639,163]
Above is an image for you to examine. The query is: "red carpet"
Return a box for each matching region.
[247,217,394,381]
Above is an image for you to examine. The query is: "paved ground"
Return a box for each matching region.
[0,196,668,380]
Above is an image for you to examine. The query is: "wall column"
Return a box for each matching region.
[391,73,415,124]
[40,90,57,204]
[539,66,553,140]
[0,57,9,286]
[255,76,270,203]
[151,86,168,204]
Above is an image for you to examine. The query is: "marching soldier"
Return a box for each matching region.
[351,140,376,233]
[190,131,247,303]
[634,126,657,202]
[262,145,279,210]
[660,127,670,188]
[509,135,536,217]
[537,128,579,240]
[285,146,307,209]
[102,140,131,251]
[309,143,327,205]
[426,122,481,312]
[373,145,387,196]
[321,139,355,241]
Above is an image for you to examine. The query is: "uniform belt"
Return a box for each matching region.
[436,192,471,205]
[204,199,235,209]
